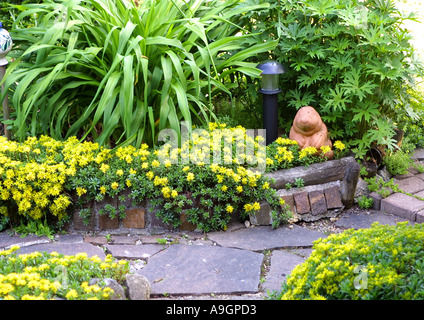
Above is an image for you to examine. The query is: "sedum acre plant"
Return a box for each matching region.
[0,245,129,300]
[272,222,424,300]
[0,123,347,232]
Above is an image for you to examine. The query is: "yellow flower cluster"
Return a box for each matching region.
[280,222,424,300]
[0,246,128,300]
[333,140,345,151]
[298,146,318,160]
[267,136,347,170]
[0,136,83,220]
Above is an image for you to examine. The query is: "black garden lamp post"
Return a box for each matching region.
[257,60,286,145]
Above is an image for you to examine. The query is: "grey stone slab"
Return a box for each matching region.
[415,173,424,182]
[416,210,424,223]
[0,231,51,250]
[137,244,263,296]
[394,177,424,194]
[208,225,326,252]
[335,210,410,229]
[369,192,383,210]
[381,193,424,221]
[15,243,106,259]
[412,149,424,160]
[56,234,84,244]
[249,202,272,226]
[106,244,164,259]
[262,250,305,294]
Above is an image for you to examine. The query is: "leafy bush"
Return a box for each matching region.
[1,0,276,147]
[240,0,423,156]
[0,245,129,300]
[272,222,424,300]
[383,149,413,175]
[357,195,373,209]
[396,85,424,149]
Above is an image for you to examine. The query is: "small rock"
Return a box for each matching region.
[89,278,126,300]
[124,274,151,300]
[244,220,251,228]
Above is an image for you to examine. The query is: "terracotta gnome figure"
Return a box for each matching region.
[289,106,334,159]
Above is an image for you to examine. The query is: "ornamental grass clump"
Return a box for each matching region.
[273,222,424,300]
[0,245,129,300]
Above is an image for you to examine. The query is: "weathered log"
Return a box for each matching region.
[341,160,361,208]
[265,157,357,189]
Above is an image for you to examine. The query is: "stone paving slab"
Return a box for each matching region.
[208,225,326,252]
[394,176,424,195]
[381,193,424,221]
[0,232,51,250]
[106,244,164,260]
[412,149,424,160]
[261,250,305,294]
[137,244,264,296]
[335,210,411,229]
[15,242,106,259]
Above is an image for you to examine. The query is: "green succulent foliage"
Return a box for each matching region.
[241,0,423,155]
[271,222,424,300]
[0,0,277,147]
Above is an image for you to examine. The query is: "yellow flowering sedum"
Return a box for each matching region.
[277,222,424,300]
[0,245,128,300]
[0,123,349,232]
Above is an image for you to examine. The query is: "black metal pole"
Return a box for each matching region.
[260,90,281,145]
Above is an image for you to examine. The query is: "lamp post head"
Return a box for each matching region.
[0,22,12,66]
[257,60,286,94]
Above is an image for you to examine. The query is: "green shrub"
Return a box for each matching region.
[383,150,413,175]
[272,222,424,300]
[1,0,276,147]
[240,0,423,156]
[357,196,373,209]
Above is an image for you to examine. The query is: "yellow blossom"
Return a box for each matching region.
[334,140,345,151]
[100,163,110,173]
[186,172,195,182]
[65,289,78,299]
[76,187,87,197]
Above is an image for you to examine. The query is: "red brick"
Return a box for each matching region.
[180,212,197,231]
[280,195,296,214]
[293,192,310,215]
[99,214,119,230]
[324,186,343,209]
[309,190,327,216]
[123,208,146,229]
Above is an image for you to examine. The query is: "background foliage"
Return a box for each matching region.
[226,0,423,157]
[1,0,276,148]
